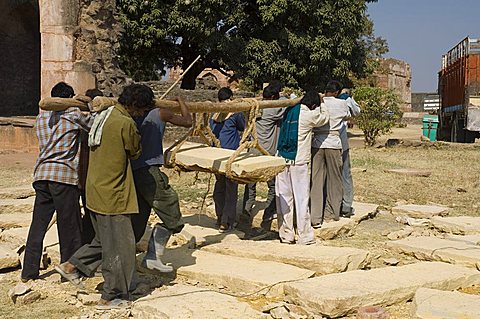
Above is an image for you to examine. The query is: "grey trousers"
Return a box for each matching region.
[342,149,354,213]
[242,178,276,221]
[213,174,238,227]
[70,212,136,301]
[310,148,343,224]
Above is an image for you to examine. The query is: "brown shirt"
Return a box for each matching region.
[86,104,141,215]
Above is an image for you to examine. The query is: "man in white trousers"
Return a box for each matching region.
[275,91,329,244]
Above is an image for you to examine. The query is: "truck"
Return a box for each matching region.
[437,37,480,143]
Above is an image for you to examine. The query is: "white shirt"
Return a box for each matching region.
[313,97,350,149]
[340,97,361,151]
[295,104,329,164]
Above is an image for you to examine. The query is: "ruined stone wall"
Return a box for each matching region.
[375,58,412,111]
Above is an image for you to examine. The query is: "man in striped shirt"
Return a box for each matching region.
[21,82,92,282]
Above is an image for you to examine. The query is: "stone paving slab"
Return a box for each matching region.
[392,204,449,219]
[0,186,35,200]
[132,284,266,319]
[351,202,379,223]
[387,236,480,269]
[0,198,35,214]
[0,245,20,270]
[0,225,58,248]
[283,262,480,318]
[413,288,480,319]
[0,213,32,230]
[181,224,244,247]
[163,248,314,297]
[202,240,371,275]
[430,216,480,235]
[445,234,480,245]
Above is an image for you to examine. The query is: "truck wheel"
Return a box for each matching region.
[451,113,466,143]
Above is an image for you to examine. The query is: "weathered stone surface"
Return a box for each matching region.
[351,202,379,223]
[430,216,480,235]
[0,198,35,214]
[181,224,244,247]
[385,168,431,177]
[0,186,35,200]
[0,213,32,230]
[315,218,356,240]
[445,234,480,245]
[0,245,20,269]
[166,142,285,177]
[413,288,480,319]
[16,290,41,305]
[1,225,58,248]
[283,262,480,318]
[77,292,101,306]
[132,284,265,319]
[387,236,480,269]
[164,249,314,297]
[202,240,371,275]
[392,204,449,219]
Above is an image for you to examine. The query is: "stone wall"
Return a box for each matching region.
[375,58,412,111]
[0,1,40,116]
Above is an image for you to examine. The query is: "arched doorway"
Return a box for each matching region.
[0,0,40,116]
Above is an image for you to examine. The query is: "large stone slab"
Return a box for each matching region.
[0,225,58,248]
[0,186,35,200]
[430,216,480,235]
[181,224,244,247]
[164,249,314,297]
[132,284,265,319]
[0,245,20,269]
[202,240,371,275]
[388,236,480,269]
[351,202,379,223]
[166,142,285,177]
[413,288,480,319]
[0,198,35,214]
[283,262,480,318]
[0,213,32,230]
[392,204,449,219]
[445,234,480,245]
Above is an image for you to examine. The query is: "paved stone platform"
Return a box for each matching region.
[392,204,449,219]
[387,236,480,269]
[132,284,265,319]
[202,240,371,275]
[283,262,480,318]
[430,216,480,235]
[413,288,480,319]
[163,248,314,297]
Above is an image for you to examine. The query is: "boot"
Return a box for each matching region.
[142,224,173,273]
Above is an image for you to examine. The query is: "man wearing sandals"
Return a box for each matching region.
[56,84,142,309]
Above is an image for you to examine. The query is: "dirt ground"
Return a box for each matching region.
[0,124,479,318]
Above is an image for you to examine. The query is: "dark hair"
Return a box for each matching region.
[218,87,233,102]
[262,83,281,100]
[300,90,320,109]
[51,82,74,98]
[85,88,104,99]
[118,84,154,109]
[324,80,343,94]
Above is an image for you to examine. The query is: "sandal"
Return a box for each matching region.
[95,298,131,310]
[54,264,84,288]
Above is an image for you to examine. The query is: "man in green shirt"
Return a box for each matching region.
[56,84,142,309]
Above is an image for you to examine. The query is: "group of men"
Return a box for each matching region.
[211,80,360,245]
[22,82,191,309]
[21,79,359,308]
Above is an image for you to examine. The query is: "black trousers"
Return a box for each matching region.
[242,178,277,221]
[22,181,82,280]
[70,212,136,301]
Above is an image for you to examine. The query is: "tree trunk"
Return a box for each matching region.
[180,65,203,90]
[179,41,204,90]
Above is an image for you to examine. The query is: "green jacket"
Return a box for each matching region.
[86,104,141,215]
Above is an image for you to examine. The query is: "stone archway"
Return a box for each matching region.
[0,0,40,116]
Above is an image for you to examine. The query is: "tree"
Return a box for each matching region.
[353,87,403,146]
[117,0,386,90]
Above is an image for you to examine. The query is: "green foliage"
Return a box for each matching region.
[353,86,403,146]
[117,0,387,90]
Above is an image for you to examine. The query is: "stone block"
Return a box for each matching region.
[0,198,35,214]
[132,284,265,319]
[283,262,480,318]
[163,248,314,297]
[387,236,480,269]
[315,218,356,240]
[41,33,74,62]
[413,288,480,319]
[392,204,449,219]
[202,240,371,275]
[0,213,32,230]
[180,224,244,247]
[1,225,58,248]
[351,202,379,223]
[166,142,285,178]
[430,216,480,235]
[0,186,34,200]
[0,245,20,270]
[39,0,79,28]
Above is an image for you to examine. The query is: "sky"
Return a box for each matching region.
[367,0,480,92]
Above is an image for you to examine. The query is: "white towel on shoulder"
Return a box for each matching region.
[88,105,115,147]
